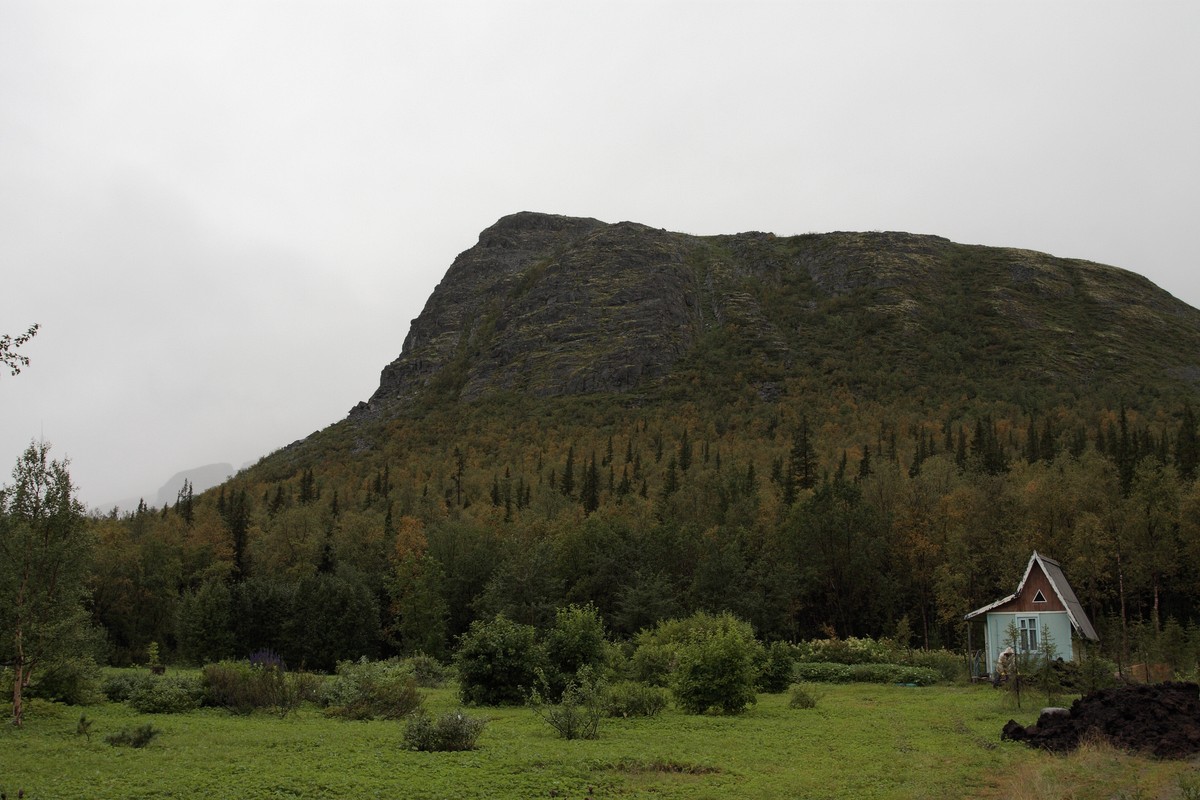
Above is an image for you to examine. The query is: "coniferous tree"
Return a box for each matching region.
[678,428,693,473]
[561,446,575,497]
[581,452,600,514]
[1176,401,1199,481]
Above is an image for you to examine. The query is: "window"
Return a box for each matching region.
[1033,590,1047,603]
[1018,617,1039,653]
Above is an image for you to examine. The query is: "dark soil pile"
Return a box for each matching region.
[1001,682,1200,759]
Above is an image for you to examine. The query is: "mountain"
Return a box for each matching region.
[155,462,235,508]
[98,212,1200,662]
[350,211,1200,421]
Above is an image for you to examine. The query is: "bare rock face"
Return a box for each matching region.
[352,211,1200,417]
[362,212,707,409]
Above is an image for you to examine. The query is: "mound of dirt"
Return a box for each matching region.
[1001,682,1200,759]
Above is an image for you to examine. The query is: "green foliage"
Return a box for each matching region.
[405,653,450,688]
[454,614,542,706]
[542,603,608,700]
[319,658,424,720]
[788,683,820,709]
[27,655,102,705]
[0,442,94,726]
[793,662,942,685]
[105,723,160,748]
[101,670,153,702]
[402,708,486,752]
[201,660,314,716]
[176,576,235,665]
[667,612,761,715]
[756,641,796,693]
[127,674,204,713]
[530,666,606,740]
[604,680,669,717]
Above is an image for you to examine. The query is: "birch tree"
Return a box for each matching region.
[0,442,93,726]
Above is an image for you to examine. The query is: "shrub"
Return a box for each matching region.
[794,662,854,683]
[756,641,796,693]
[101,671,153,702]
[406,654,450,688]
[106,723,160,748]
[794,662,940,685]
[320,658,423,720]
[789,683,820,709]
[28,657,102,705]
[542,604,609,701]
[403,708,486,752]
[455,615,542,706]
[202,660,315,716]
[605,681,669,718]
[530,667,606,740]
[668,612,762,715]
[128,674,204,713]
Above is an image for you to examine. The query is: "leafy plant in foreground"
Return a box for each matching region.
[402,708,486,751]
[105,723,160,748]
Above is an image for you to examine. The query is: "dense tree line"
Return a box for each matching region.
[84,397,1200,671]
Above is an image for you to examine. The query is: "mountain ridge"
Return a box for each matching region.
[350,211,1200,422]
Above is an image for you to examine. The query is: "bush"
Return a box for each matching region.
[793,662,854,683]
[668,612,762,715]
[105,723,160,748]
[455,615,542,706]
[794,662,941,685]
[101,671,153,702]
[320,658,424,720]
[756,641,796,693]
[789,683,820,709]
[202,660,315,716]
[406,654,450,688]
[128,674,204,713]
[542,604,609,701]
[403,708,486,752]
[530,667,606,740]
[605,681,669,718]
[28,657,102,705]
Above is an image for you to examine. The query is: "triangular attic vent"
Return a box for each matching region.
[1033,590,1047,603]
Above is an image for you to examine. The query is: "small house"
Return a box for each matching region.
[965,551,1099,678]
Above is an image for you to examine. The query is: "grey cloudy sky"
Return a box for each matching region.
[2,1,1198,510]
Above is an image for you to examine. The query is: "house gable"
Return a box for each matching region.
[990,559,1067,615]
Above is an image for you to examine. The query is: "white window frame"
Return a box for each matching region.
[1018,616,1039,653]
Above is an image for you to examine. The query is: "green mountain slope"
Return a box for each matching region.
[353,211,1200,420]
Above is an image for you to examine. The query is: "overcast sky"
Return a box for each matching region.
[2,1,1198,510]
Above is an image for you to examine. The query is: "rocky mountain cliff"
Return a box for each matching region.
[352,212,1200,417]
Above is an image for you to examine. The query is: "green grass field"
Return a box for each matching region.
[2,683,1197,799]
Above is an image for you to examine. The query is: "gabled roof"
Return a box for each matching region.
[964,551,1099,641]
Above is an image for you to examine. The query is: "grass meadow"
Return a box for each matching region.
[3,682,1199,799]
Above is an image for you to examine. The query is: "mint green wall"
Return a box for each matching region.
[983,611,1075,675]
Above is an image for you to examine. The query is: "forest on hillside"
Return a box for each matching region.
[84,394,1200,673]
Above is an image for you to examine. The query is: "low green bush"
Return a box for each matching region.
[789,683,820,709]
[530,668,606,740]
[756,641,796,693]
[605,681,669,718]
[28,657,102,705]
[794,662,940,685]
[202,661,317,716]
[669,613,761,715]
[128,674,204,713]
[102,671,153,703]
[455,615,542,706]
[402,709,486,752]
[320,658,423,720]
[105,723,160,748]
[406,654,450,688]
